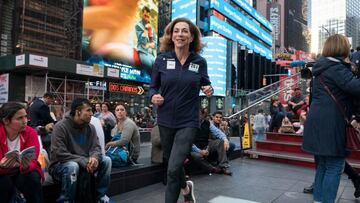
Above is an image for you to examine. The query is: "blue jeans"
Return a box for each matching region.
[313,155,345,203]
[227,141,236,157]
[50,155,112,202]
[255,127,265,141]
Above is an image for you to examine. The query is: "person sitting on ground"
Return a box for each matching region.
[287,87,305,117]
[269,96,292,132]
[49,98,112,203]
[190,109,232,176]
[295,95,310,117]
[212,111,236,157]
[0,102,44,203]
[105,104,140,164]
[278,117,295,134]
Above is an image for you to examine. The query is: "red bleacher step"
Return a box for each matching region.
[256,140,304,154]
[246,149,314,168]
[264,132,360,160]
[266,132,303,143]
[246,149,360,170]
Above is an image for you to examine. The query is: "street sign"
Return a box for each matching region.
[108,82,144,95]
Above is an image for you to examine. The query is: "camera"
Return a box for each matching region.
[300,62,315,79]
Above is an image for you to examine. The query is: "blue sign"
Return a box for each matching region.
[201,37,227,96]
[171,0,197,24]
[210,0,272,46]
[232,0,272,31]
[209,16,272,60]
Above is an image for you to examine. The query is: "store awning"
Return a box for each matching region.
[290,60,306,67]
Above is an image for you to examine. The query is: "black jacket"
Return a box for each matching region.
[149,51,211,128]
[28,98,54,127]
[302,57,360,157]
[194,119,210,150]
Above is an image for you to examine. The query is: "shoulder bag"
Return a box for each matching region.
[319,76,360,151]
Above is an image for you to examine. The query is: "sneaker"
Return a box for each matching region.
[303,184,314,194]
[98,195,115,203]
[210,167,222,174]
[222,168,232,176]
[183,180,196,203]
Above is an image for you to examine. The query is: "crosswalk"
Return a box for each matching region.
[209,196,261,203]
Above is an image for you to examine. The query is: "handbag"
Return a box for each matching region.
[319,76,360,151]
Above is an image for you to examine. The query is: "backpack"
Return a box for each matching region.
[105,133,129,167]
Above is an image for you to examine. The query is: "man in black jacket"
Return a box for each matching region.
[28,92,55,129]
[28,92,55,154]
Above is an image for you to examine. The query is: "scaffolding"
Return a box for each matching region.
[12,0,83,59]
[0,0,15,56]
[158,0,171,38]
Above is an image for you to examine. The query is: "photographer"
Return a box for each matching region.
[301,44,360,198]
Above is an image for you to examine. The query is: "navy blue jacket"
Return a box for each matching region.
[149,51,211,128]
[28,98,54,127]
[302,57,360,157]
[351,51,360,68]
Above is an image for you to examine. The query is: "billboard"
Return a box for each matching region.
[232,0,272,31]
[201,37,227,97]
[82,0,158,83]
[210,0,272,46]
[268,3,281,46]
[209,16,273,60]
[171,0,197,24]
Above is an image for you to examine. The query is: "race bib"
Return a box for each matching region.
[166,59,176,69]
[188,63,199,73]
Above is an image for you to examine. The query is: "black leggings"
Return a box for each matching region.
[0,171,43,203]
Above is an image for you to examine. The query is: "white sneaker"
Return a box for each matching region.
[98,195,110,203]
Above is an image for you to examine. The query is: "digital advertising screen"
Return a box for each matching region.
[82,0,159,83]
[201,37,227,97]
[171,0,197,24]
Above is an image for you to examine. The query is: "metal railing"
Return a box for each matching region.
[226,73,302,119]
[246,73,301,106]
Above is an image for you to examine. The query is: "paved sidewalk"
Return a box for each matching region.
[111,158,359,203]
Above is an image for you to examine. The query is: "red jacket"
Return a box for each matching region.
[0,124,44,181]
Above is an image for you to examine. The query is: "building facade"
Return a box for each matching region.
[310,0,360,54]
[254,0,310,54]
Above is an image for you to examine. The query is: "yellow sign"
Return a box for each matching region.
[242,121,252,149]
